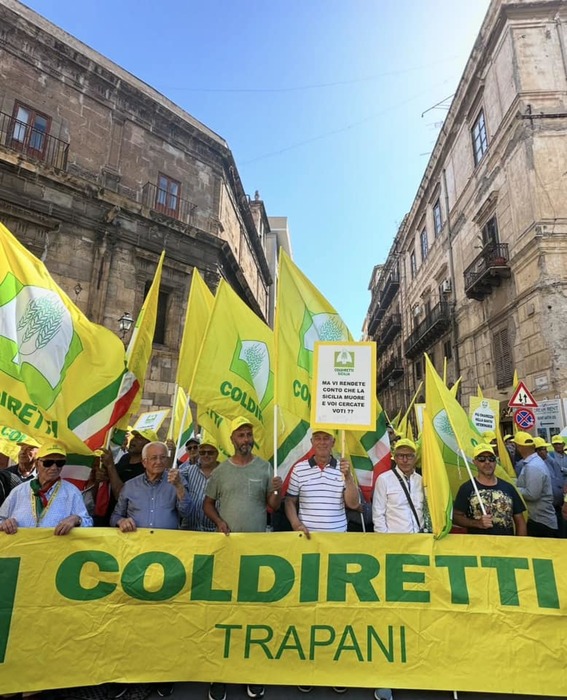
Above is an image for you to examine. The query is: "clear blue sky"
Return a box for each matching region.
[23,0,490,334]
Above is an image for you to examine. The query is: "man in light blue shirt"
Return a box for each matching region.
[0,443,92,534]
[111,441,191,531]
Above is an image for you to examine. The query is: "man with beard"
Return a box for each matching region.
[204,417,281,535]
[453,443,526,535]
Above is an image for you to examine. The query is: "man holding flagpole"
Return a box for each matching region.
[285,428,359,538]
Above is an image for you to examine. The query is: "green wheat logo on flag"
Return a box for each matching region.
[230,338,274,411]
[297,309,349,373]
[0,274,82,409]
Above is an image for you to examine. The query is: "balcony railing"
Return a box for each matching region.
[142,181,198,226]
[379,312,402,347]
[464,243,511,301]
[405,301,451,359]
[377,355,404,390]
[381,267,400,311]
[0,111,69,170]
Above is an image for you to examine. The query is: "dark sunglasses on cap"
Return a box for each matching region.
[199,449,217,456]
[476,455,496,463]
[41,459,66,468]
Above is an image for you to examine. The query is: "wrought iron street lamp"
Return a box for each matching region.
[118,312,134,339]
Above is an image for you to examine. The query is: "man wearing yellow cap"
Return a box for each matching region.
[453,443,526,535]
[515,431,557,537]
[373,438,424,534]
[181,435,220,532]
[204,417,282,535]
[285,428,359,537]
[0,443,92,534]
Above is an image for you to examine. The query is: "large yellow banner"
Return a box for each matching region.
[1,531,566,695]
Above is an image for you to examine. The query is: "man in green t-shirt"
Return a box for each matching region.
[204,416,282,534]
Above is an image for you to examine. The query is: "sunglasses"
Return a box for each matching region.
[476,455,496,463]
[199,450,217,456]
[187,444,199,450]
[41,459,66,468]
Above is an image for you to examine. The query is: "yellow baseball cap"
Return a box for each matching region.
[394,438,417,452]
[551,435,565,445]
[230,416,254,434]
[482,430,497,442]
[533,437,551,450]
[16,437,41,448]
[514,431,535,446]
[131,429,160,443]
[473,443,495,459]
[37,443,67,459]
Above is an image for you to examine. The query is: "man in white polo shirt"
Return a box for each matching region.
[285,428,359,538]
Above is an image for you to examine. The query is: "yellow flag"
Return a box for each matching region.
[421,406,452,539]
[275,251,350,421]
[449,376,462,397]
[0,222,133,454]
[177,269,215,393]
[116,251,165,431]
[197,407,234,461]
[424,354,511,497]
[190,280,274,453]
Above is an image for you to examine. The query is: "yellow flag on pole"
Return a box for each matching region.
[0,222,134,454]
[275,251,350,421]
[115,251,165,431]
[176,269,215,393]
[421,406,452,538]
[190,280,274,454]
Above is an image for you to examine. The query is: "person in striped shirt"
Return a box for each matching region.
[180,436,220,531]
[285,429,359,538]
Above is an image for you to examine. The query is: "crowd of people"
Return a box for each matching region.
[1,420,566,700]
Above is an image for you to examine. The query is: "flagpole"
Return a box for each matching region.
[175,392,192,464]
[341,430,364,531]
[459,448,487,515]
[273,405,279,493]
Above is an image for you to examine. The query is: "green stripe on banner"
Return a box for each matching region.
[67,372,126,430]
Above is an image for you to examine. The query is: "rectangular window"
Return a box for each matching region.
[471,109,488,165]
[482,215,499,250]
[433,200,442,237]
[420,228,429,262]
[10,102,51,159]
[144,281,169,345]
[415,357,423,381]
[410,251,417,279]
[155,173,180,218]
[493,327,513,389]
[443,339,452,360]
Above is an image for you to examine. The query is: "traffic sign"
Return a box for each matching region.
[508,381,538,408]
[514,408,535,430]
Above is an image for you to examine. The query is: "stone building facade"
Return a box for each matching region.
[0,0,273,414]
[364,0,567,427]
